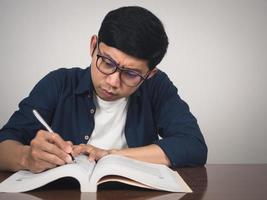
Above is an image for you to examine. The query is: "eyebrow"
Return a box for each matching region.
[100,51,144,75]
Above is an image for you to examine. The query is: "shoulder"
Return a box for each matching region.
[41,67,88,87]
[148,69,168,81]
[46,67,87,80]
[145,69,178,95]
[31,67,89,97]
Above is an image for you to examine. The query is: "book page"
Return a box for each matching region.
[98,175,152,189]
[90,155,192,193]
[0,155,95,193]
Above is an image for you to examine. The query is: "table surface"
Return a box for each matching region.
[0,164,267,200]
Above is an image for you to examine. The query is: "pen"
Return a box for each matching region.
[32,109,76,163]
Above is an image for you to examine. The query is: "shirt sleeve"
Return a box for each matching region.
[0,69,63,144]
[150,71,208,167]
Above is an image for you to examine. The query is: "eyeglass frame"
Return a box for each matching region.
[95,42,151,87]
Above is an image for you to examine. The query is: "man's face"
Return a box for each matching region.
[90,36,154,101]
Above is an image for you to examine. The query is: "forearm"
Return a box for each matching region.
[110,144,171,166]
[0,140,29,171]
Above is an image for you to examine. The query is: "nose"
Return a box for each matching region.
[105,71,121,88]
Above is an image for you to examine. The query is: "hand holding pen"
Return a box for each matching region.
[26,109,76,172]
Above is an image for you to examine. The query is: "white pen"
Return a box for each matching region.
[32,109,76,163]
[33,109,53,132]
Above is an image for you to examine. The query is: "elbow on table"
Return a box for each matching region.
[188,142,208,167]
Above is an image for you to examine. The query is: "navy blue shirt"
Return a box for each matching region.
[0,67,207,167]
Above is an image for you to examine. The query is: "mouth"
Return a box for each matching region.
[101,88,116,99]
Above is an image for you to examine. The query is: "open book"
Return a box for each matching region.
[0,191,186,200]
[0,154,192,193]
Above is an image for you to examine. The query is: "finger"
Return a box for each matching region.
[88,150,96,161]
[80,144,107,161]
[73,144,93,156]
[40,150,66,166]
[66,141,74,146]
[28,150,58,173]
[72,145,83,156]
[38,139,72,164]
[31,144,67,165]
[34,130,50,144]
[48,133,73,154]
[66,141,75,159]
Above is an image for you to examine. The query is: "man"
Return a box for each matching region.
[0,6,207,173]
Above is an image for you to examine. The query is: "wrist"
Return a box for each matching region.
[19,145,31,170]
[108,149,119,155]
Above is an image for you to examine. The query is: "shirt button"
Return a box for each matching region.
[90,108,95,114]
[84,135,89,140]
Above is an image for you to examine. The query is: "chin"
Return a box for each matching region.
[98,94,120,101]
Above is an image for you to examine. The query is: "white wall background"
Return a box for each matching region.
[0,0,266,164]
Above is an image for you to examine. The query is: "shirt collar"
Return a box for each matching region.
[75,66,94,96]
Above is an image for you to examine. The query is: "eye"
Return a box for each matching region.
[102,57,115,68]
[123,70,139,78]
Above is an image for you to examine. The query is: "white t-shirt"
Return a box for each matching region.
[87,94,128,149]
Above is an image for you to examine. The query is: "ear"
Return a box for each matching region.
[90,35,98,57]
[147,68,158,79]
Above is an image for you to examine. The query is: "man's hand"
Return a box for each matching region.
[72,143,171,167]
[72,144,110,161]
[24,130,74,173]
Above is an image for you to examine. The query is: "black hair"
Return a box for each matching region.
[98,6,169,70]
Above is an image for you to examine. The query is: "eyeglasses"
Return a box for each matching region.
[96,48,150,87]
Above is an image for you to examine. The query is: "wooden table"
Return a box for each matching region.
[0,164,267,200]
